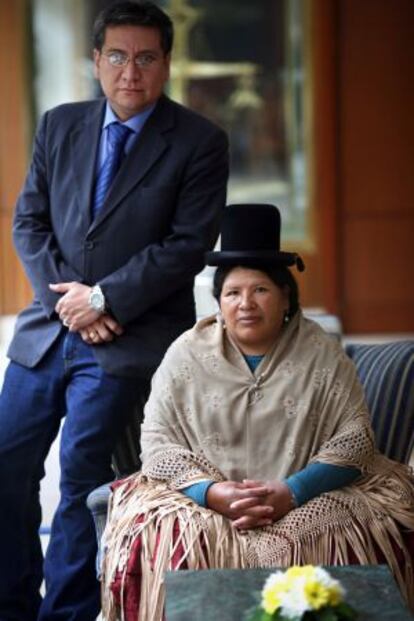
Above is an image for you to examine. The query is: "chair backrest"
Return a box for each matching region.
[345,340,414,464]
[112,383,150,477]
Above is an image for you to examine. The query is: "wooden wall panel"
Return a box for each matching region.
[307,0,340,314]
[338,0,414,332]
[0,213,32,315]
[343,216,414,332]
[0,0,32,315]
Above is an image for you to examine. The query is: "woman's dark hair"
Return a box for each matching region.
[213,263,300,319]
[93,1,174,54]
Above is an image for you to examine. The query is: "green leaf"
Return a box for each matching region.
[244,607,273,621]
[316,608,338,621]
[335,602,358,620]
[245,603,357,621]
[244,607,262,621]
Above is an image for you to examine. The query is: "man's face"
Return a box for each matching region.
[94,25,170,120]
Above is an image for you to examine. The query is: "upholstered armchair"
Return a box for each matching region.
[87,339,414,571]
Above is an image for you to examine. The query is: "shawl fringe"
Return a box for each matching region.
[101,464,414,620]
[101,474,247,621]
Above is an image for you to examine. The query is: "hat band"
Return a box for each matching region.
[206,250,305,271]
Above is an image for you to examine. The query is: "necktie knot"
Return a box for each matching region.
[92,122,132,218]
[108,122,132,150]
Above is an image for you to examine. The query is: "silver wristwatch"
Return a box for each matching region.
[89,285,106,314]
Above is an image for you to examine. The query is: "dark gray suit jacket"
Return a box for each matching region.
[8,95,229,378]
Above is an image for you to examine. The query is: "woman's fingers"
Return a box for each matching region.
[234,484,269,499]
[230,500,273,520]
[233,513,273,530]
[230,496,270,511]
[242,479,265,487]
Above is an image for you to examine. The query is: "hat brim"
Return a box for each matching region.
[205,250,299,267]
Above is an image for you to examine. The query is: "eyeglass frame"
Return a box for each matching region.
[101,49,166,70]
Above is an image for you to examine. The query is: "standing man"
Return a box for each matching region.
[0,1,228,619]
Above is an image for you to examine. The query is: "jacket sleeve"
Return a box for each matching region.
[98,126,229,325]
[13,112,83,318]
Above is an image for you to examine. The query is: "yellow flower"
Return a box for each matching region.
[327,583,343,606]
[262,572,289,615]
[262,588,282,615]
[286,565,315,581]
[304,580,330,610]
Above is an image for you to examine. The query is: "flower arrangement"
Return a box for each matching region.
[247,566,357,621]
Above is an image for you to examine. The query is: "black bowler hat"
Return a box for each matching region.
[206,204,305,271]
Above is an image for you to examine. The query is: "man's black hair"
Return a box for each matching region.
[93,1,173,54]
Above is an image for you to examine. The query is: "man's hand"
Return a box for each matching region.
[206,480,274,529]
[50,281,100,331]
[229,479,295,530]
[80,314,123,345]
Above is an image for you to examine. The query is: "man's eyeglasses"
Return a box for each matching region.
[102,51,160,69]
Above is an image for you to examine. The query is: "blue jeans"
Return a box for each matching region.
[0,331,146,621]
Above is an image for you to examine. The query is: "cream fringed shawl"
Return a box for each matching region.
[101,313,414,620]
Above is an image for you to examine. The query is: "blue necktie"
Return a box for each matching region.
[92,122,132,218]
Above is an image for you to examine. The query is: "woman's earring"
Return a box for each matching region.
[283,310,290,324]
[217,310,226,328]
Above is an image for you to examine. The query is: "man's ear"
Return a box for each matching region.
[164,53,171,81]
[282,284,290,313]
[93,49,101,79]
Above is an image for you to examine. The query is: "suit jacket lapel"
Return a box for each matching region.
[88,96,175,233]
[70,100,105,232]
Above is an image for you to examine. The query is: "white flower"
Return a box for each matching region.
[314,567,344,590]
[260,566,346,619]
[279,578,311,618]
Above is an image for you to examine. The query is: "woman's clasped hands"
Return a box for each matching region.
[206,478,294,530]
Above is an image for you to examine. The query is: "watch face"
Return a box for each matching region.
[91,291,104,311]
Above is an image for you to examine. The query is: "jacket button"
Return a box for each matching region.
[85,241,95,250]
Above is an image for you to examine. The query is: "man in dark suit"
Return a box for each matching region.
[0,2,228,619]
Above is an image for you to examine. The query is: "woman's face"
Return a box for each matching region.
[219,267,290,355]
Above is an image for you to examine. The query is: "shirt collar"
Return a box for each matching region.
[103,101,157,133]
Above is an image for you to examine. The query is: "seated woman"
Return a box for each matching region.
[101,204,414,621]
